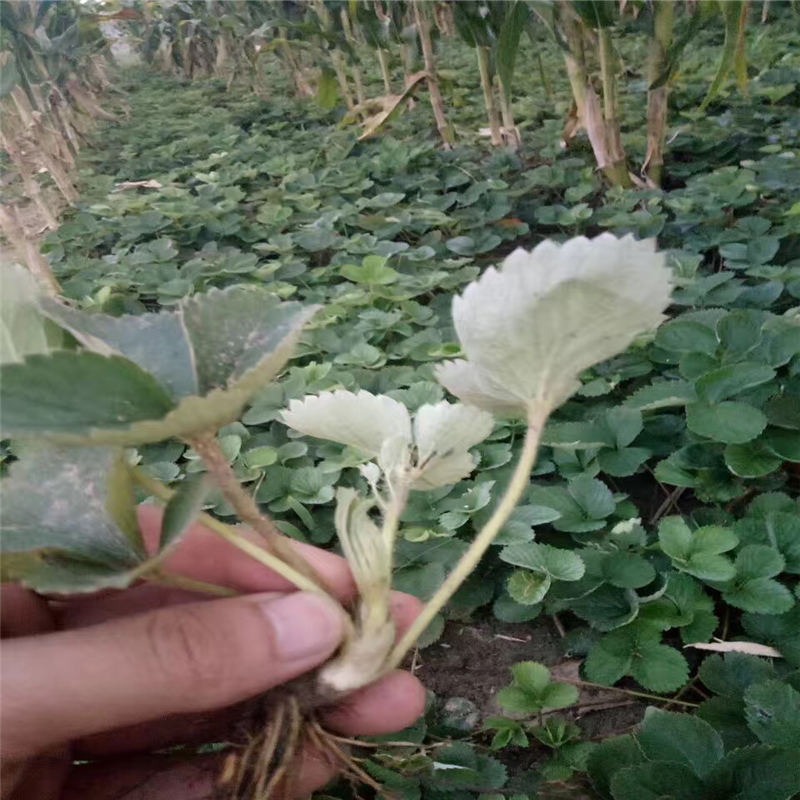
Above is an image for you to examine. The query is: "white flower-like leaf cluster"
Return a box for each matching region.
[281,390,494,490]
[437,234,672,418]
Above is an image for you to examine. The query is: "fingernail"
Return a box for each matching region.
[258,593,343,663]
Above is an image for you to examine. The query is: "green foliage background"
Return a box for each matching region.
[7,5,800,796]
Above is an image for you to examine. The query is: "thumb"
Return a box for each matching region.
[1,592,343,760]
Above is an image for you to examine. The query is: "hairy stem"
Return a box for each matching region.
[386,409,547,670]
[148,570,239,597]
[131,468,330,599]
[576,681,700,709]
[188,434,328,592]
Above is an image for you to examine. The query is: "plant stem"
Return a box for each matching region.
[386,410,546,670]
[576,680,700,708]
[131,468,330,599]
[188,434,328,591]
[148,570,239,597]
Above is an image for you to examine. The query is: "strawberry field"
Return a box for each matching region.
[2,2,800,799]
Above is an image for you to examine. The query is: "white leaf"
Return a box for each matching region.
[684,640,782,658]
[435,359,524,417]
[282,390,411,457]
[412,401,494,488]
[439,234,672,416]
[413,451,476,490]
[413,402,495,463]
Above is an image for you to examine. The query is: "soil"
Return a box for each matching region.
[415,614,646,789]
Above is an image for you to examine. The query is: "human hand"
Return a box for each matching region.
[1,505,426,799]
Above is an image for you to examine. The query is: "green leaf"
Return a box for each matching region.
[735,512,800,574]
[598,446,651,477]
[638,708,724,777]
[493,592,542,622]
[742,606,800,666]
[686,551,737,582]
[699,653,775,698]
[507,569,550,605]
[160,473,209,550]
[0,352,175,440]
[762,429,800,462]
[40,297,197,397]
[658,516,693,560]
[764,395,800,430]
[539,681,579,710]
[568,475,615,519]
[498,661,578,714]
[610,762,706,800]
[682,608,719,643]
[694,525,739,555]
[28,288,317,443]
[744,680,800,747]
[495,0,528,91]
[587,735,643,799]
[584,631,634,686]
[0,442,153,593]
[604,407,643,448]
[655,320,718,355]
[340,257,400,285]
[510,661,550,694]
[624,380,697,411]
[734,544,783,580]
[722,546,793,613]
[601,552,656,589]
[686,402,767,444]
[630,643,690,692]
[394,562,446,602]
[725,441,782,477]
[571,584,639,631]
[500,543,585,581]
[695,363,776,403]
[724,577,794,614]
[704,744,800,800]
[543,420,614,449]
[717,310,763,358]
[697,696,756,751]
[181,288,315,395]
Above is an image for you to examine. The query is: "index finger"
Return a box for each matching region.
[139,504,357,600]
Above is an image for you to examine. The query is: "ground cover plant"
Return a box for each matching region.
[2,1,800,799]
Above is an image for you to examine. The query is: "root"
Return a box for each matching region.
[221,696,384,800]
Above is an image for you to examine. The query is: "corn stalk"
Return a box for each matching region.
[412,0,453,149]
[0,205,61,295]
[559,2,631,188]
[477,46,502,146]
[643,0,675,186]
